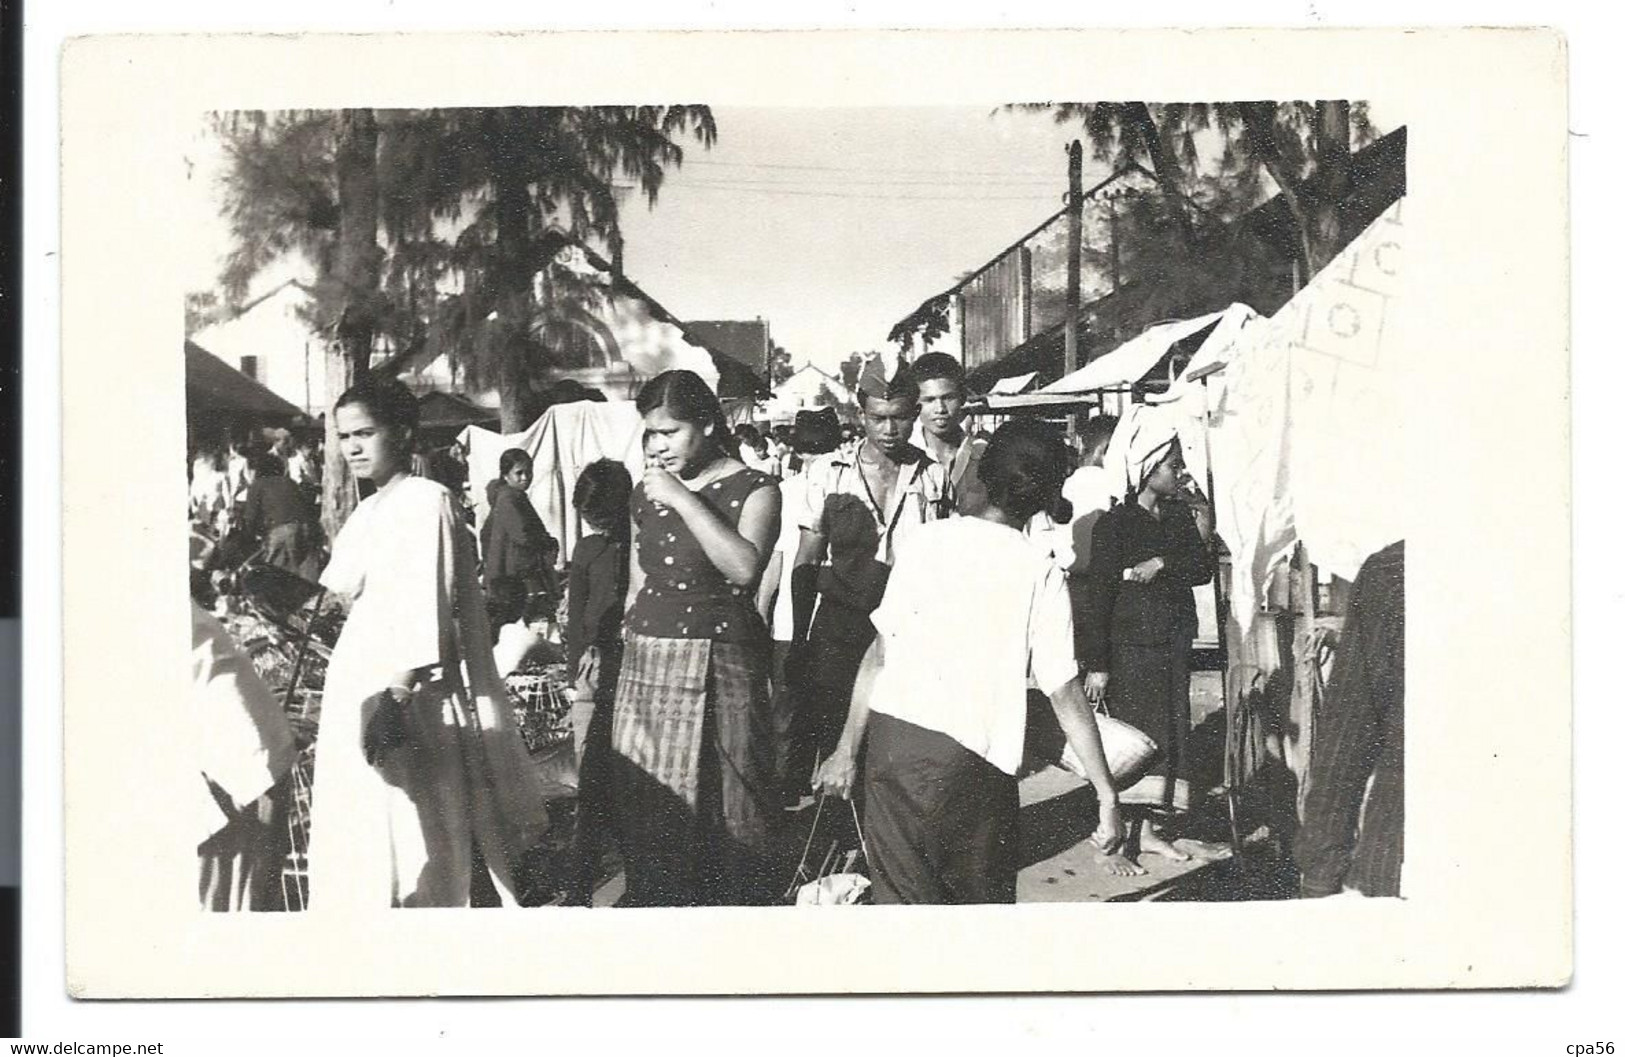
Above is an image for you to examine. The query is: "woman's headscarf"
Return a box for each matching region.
[1104,403,1180,502]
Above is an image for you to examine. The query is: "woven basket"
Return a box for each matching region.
[1059,712,1161,790]
[506,663,573,753]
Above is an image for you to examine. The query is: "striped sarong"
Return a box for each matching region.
[611,635,713,809]
[610,632,776,906]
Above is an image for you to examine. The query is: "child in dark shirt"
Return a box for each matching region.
[563,459,633,905]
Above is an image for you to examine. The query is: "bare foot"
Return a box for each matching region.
[1095,849,1148,877]
[1138,828,1192,862]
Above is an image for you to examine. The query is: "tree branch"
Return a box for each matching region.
[1239,102,1316,279]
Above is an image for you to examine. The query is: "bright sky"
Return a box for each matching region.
[612,106,1113,372]
[182,106,1113,374]
[182,104,1390,375]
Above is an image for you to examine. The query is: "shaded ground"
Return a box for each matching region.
[1013,764,1296,903]
[519,671,1302,907]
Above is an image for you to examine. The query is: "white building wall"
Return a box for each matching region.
[191,284,329,416]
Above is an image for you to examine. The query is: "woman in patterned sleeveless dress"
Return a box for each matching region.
[610,370,783,907]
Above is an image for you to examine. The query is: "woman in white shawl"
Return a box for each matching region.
[307,376,553,910]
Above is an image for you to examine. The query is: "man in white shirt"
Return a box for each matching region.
[813,420,1124,903]
[909,352,989,516]
[788,363,949,793]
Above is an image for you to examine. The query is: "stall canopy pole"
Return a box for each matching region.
[1202,376,1245,861]
[1291,542,1319,817]
[1064,139,1083,440]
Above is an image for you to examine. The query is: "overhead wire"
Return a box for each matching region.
[681,158,1069,180]
[675,175,1066,188]
[638,156,1110,200]
[664,182,1064,202]
[626,170,1071,201]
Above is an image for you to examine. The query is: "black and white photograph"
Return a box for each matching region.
[181,100,1408,914]
[55,26,1571,1001]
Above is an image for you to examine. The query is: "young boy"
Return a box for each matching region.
[562,458,633,905]
[909,352,989,516]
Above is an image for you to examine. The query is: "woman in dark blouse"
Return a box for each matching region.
[480,448,561,632]
[609,370,782,906]
[1078,422,1215,875]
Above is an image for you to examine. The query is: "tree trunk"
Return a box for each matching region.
[489,110,540,434]
[321,107,382,537]
[1125,102,1197,247]
[1307,100,1352,275]
[320,346,354,543]
[334,108,381,375]
[1239,102,1319,282]
[496,343,532,433]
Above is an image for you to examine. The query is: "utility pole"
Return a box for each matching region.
[1064,139,1083,439]
[1108,191,1122,293]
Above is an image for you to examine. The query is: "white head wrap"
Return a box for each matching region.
[1104,403,1181,501]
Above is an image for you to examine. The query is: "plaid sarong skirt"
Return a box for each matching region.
[609,633,777,906]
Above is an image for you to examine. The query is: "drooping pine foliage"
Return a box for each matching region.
[207,106,717,529]
[210,106,718,432]
[1007,101,1380,279]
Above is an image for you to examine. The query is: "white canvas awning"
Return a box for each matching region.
[986,371,1039,396]
[1038,307,1233,395]
[974,391,1100,413]
[1162,302,1260,387]
[460,401,645,562]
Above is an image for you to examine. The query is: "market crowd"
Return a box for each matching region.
[191,353,1402,910]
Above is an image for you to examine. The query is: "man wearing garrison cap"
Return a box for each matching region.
[785,354,950,798]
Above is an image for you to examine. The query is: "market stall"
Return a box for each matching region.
[957,197,1406,845]
[1152,199,1408,809]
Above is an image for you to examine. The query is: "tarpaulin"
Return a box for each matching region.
[1158,201,1407,632]
[1205,302,1297,633]
[987,371,1038,395]
[460,402,645,563]
[1285,200,1407,584]
[1156,303,1260,392]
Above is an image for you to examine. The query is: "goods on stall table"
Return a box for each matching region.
[281,736,318,912]
[213,604,328,911]
[505,662,574,753]
[212,583,581,909]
